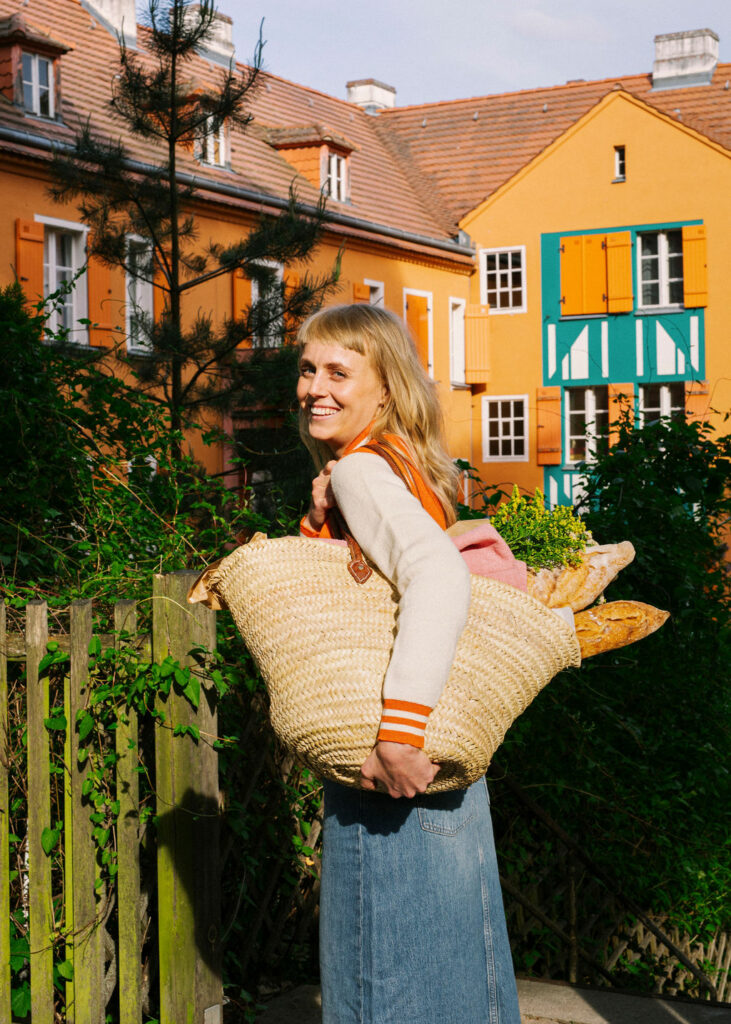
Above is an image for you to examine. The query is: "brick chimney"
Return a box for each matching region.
[652,29,719,89]
[83,0,137,48]
[346,79,396,115]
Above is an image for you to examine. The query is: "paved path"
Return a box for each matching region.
[255,978,731,1024]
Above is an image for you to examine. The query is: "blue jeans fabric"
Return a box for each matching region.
[320,776,520,1024]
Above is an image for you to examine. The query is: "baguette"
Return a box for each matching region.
[575,600,669,659]
[527,541,636,611]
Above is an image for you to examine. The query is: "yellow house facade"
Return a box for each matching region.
[459,89,731,504]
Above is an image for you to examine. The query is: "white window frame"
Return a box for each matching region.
[36,214,88,341]
[449,297,467,388]
[250,261,285,348]
[638,383,685,425]
[198,114,227,167]
[637,229,684,310]
[565,385,609,464]
[479,246,526,314]
[363,278,384,307]
[402,288,434,378]
[126,235,154,354]
[325,151,348,202]
[22,51,54,118]
[613,145,626,181]
[481,394,529,463]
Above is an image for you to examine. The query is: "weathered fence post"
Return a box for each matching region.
[66,599,104,1024]
[26,601,54,1023]
[115,600,142,1024]
[153,572,221,1024]
[0,600,11,1024]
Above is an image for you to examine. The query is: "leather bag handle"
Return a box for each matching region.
[326,440,415,585]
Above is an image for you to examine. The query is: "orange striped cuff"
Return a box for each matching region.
[377,699,432,749]
[299,516,319,538]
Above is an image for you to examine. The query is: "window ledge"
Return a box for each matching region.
[636,306,684,316]
[611,176,626,184]
[487,307,526,316]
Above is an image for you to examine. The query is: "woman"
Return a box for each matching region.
[297,303,522,1024]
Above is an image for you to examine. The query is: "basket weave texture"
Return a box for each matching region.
[211,534,581,793]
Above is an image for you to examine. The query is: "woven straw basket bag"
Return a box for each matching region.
[205,533,581,794]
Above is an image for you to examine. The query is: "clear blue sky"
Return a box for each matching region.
[214,0,731,107]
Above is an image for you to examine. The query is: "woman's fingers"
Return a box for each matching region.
[305,461,339,531]
[360,742,439,799]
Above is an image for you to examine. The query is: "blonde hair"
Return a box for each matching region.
[297,304,460,524]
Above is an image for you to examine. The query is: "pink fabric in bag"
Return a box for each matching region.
[450,522,527,592]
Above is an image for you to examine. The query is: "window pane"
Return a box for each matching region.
[642,282,659,305]
[486,290,496,307]
[38,59,49,88]
[489,440,499,456]
[489,420,499,438]
[570,438,586,461]
[513,418,524,435]
[485,254,496,272]
[640,234,658,256]
[501,439,512,456]
[500,401,510,417]
[514,439,524,456]
[668,279,684,304]
[498,252,509,269]
[568,389,584,412]
[666,230,682,254]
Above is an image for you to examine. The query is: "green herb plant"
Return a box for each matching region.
[489,485,589,569]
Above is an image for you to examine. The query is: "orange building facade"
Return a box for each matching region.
[1,5,729,504]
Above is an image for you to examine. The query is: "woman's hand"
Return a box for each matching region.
[360,742,440,799]
[303,460,337,532]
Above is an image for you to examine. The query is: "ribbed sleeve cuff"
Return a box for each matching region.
[299,516,319,538]
[377,699,432,748]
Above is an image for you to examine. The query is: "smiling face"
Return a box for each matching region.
[297,340,388,457]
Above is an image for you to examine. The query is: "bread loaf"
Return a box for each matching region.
[527,541,635,611]
[574,600,669,659]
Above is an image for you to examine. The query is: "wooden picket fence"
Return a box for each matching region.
[0,572,222,1024]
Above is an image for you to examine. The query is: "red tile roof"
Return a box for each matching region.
[380,68,731,229]
[3,0,731,248]
[0,0,458,253]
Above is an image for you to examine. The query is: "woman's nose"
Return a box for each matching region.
[308,370,327,396]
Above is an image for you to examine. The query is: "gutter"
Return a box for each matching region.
[0,124,475,260]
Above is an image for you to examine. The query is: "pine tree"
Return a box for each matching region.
[49,0,338,462]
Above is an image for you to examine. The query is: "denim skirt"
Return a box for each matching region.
[319,776,520,1024]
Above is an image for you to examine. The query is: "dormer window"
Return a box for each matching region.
[197,114,228,167]
[0,15,69,119]
[22,51,53,117]
[325,151,348,201]
[268,124,356,203]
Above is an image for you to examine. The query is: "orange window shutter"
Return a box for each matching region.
[605,232,634,313]
[87,256,114,347]
[685,379,709,423]
[15,218,44,304]
[283,269,301,341]
[405,293,429,370]
[682,225,708,308]
[231,268,252,348]
[353,282,371,303]
[608,382,634,446]
[464,304,490,384]
[560,236,584,315]
[536,386,562,465]
[583,233,608,314]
